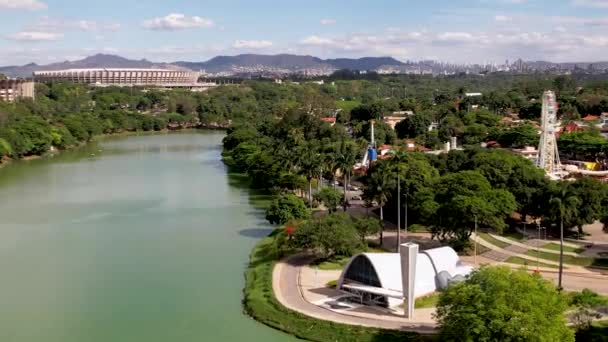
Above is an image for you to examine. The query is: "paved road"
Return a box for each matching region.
[272,253,437,334]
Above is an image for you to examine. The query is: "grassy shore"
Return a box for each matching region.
[243,231,431,342]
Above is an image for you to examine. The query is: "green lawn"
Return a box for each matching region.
[505,256,559,269]
[503,231,526,242]
[314,256,351,270]
[243,230,429,342]
[593,319,608,329]
[543,242,585,254]
[478,232,511,249]
[415,293,440,309]
[524,250,608,268]
[335,100,361,113]
[462,240,490,256]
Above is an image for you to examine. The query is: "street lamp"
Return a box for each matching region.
[397,173,401,253]
[558,213,564,291]
[536,224,546,272]
[474,215,478,265]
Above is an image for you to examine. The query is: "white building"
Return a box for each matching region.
[33,68,206,88]
[337,246,472,308]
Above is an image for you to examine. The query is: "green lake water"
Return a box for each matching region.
[0,132,292,342]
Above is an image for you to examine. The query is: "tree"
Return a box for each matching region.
[547,183,581,289]
[265,194,310,225]
[0,137,12,158]
[363,161,395,244]
[314,187,343,213]
[519,101,542,120]
[395,111,432,139]
[295,140,322,206]
[356,120,396,145]
[428,171,516,244]
[495,123,539,148]
[291,213,364,258]
[354,217,381,243]
[335,140,360,210]
[436,266,574,342]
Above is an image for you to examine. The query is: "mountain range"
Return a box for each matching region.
[3,53,608,78]
[0,53,405,78]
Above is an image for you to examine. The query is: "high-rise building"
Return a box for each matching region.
[0,79,35,102]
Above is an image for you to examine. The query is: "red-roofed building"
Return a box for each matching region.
[561,121,585,134]
[582,115,599,121]
[403,140,430,152]
[320,117,337,126]
[484,141,502,148]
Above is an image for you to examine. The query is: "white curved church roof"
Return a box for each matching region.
[338,246,473,299]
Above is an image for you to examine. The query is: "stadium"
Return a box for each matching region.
[33,68,203,87]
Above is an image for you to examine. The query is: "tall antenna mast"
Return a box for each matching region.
[537,90,561,176]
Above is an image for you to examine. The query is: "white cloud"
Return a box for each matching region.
[300,35,335,46]
[0,0,46,10]
[29,17,121,32]
[232,40,273,49]
[572,0,608,8]
[320,19,336,25]
[7,31,62,41]
[495,15,512,22]
[142,13,214,30]
[435,32,476,42]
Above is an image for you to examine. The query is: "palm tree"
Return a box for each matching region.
[363,162,395,247]
[549,184,580,290]
[335,140,359,211]
[296,141,322,207]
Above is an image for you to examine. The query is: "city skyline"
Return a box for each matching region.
[2,0,608,65]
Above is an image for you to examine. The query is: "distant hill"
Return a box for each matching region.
[175,54,330,73]
[325,57,405,71]
[174,54,404,73]
[0,53,408,78]
[4,53,608,78]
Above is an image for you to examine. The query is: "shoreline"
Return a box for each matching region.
[0,127,226,170]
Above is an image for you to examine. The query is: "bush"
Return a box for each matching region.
[314,187,343,213]
[568,289,608,308]
[0,137,12,157]
[265,194,310,225]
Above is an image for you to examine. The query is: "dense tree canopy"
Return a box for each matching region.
[265,194,310,225]
[436,266,574,342]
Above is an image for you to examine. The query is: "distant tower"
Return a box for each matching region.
[537,90,561,175]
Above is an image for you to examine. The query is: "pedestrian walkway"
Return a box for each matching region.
[504,244,529,254]
[490,233,580,257]
[472,233,562,267]
[481,249,510,262]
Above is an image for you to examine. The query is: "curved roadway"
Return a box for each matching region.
[272,253,437,334]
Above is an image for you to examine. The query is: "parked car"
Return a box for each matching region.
[347,184,359,191]
[351,195,362,201]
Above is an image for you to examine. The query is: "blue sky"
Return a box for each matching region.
[1,0,608,65]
